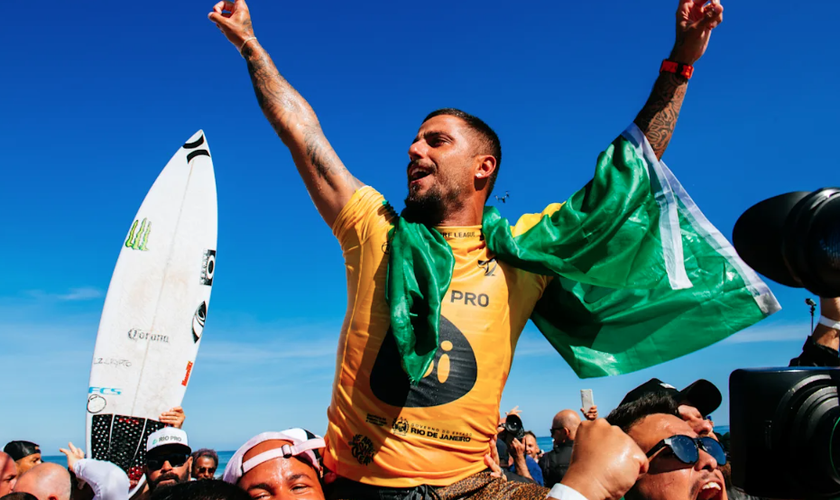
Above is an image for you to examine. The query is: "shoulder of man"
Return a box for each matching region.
[332,185,396,243]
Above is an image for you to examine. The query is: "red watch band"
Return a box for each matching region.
[660,59,694,80]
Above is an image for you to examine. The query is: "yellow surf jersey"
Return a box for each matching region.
[325,187,555,487]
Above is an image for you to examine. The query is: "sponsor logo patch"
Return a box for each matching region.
[370,315,477,408]
[151,434,185,446]
[391,417,409,436]
[365,414,387,427]
[125,218,151,251]
[478,257,497,276]
[87,394,107,414]
[200,249,216,286]
[89,386,121,395]
[192,302,207,343]
[93,357,132,368]
[127,329,169,343]
[181,361,193,387]
[348,435,375,465]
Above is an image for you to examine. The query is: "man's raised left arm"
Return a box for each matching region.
[634,0,724,159]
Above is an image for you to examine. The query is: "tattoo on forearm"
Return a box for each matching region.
[243,45,362,189]
[244,45,304,136]
[304,128,336,179]
[634,72,688,160]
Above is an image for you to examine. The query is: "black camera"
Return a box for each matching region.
[733,188,840,297]
[498,414,525,446]
[730,367,840,498]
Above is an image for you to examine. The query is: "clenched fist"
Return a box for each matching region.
[208,0,256,52]
[671,0,724,65]
[559,419,648,500]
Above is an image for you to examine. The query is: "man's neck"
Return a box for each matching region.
[437,201,485,227]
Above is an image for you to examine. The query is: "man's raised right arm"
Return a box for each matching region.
[209,0,362,227]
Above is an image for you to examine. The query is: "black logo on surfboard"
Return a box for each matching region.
[369,315,477,408]
[192,302,207,343]
[183,134,210,162]
[200,249,216,286]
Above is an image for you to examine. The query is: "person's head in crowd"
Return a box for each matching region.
[144,428,193,492]
[550,409,581,445]
[190,449,219,481]
[222,429,325,500]
[1,493,38,500]
[0,452,17,496]
[619,378,721,438]
[149,479,249,500]
[2,443,41,477]
[13,463,72,500]
[522,431,539,461]
[607,393,727,500]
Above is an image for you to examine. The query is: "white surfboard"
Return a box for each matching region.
[85,131,217,493]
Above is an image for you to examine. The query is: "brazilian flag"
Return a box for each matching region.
[387,124,780,384]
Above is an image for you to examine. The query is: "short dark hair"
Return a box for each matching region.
[606,392,680,433]
[150,479,249,500]
[423,108,502,198]
[523,430,537,441]
[191,448,219,467]
[0,493,39,500]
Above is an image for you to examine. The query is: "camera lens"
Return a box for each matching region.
[806,196,840,291]
[831,419,840,477]
[504,414,525,441]
[781,373,840,494]
[731,368,840,498]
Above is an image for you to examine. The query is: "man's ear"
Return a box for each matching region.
[186,457,193,478]
[475,155,496,181]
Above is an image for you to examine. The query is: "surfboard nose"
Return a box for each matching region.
[183,130,206,150]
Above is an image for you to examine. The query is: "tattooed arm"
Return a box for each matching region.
[209,0,362,226]
[634,0,723,160]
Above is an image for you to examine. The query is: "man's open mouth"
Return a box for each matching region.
[696,480,723,500]
[408,165,433,182]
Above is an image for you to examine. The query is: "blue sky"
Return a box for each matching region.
[2,0,838,454]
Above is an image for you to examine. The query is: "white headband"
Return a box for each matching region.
[222,429,325,484]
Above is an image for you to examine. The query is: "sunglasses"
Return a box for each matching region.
[196,466,216,474]
[646,435,726,466]
[147,453,189,470]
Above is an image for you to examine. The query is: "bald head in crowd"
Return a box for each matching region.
[552,410,581,443]
[13,463,71,500]
[0,452,17,496]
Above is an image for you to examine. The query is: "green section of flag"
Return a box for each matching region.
[387,125,779,384]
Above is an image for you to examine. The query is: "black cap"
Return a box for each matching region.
[619,378,722,417]
[3,441,41,461]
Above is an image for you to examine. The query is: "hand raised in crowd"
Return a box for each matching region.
[558,420,648,500]
[671,0,724,65]
[499,405,522,426]
[208,0,256,51]
[484,435,506,481]
[159,406,186,428]
[509,438,525,458]
[581,405,598,421]
[59,442,85,472]
[509,438,534,480]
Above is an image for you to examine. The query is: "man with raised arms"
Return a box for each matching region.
[209,1,735,498]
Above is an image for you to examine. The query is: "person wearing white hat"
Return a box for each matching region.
[223,429,325,500]
[144,428,193,493]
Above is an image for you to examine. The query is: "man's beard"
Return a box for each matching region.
[149,471,185,490]
[403,184,462,226]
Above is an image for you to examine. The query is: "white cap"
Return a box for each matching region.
[147,427,191,454]
[222,428,324,484]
